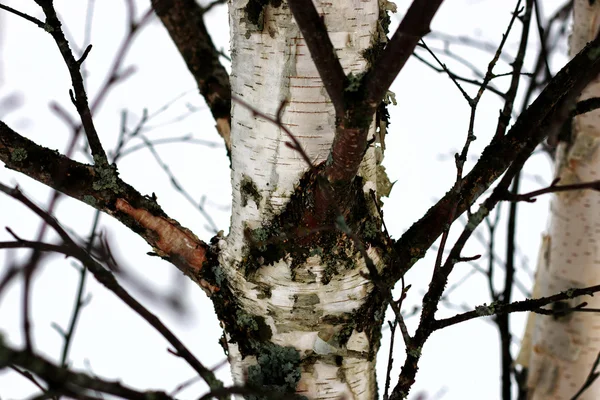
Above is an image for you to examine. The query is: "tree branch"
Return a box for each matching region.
[389,32,600,285]
[33,0,108,166]
[318,0,444,199]
[501,178,600,202]
[0,339,173,400]
[432,285,600,330]
[0,3,44,27]
[0,183,222,389]
[364,0,444,105]
[151,0,232,155]
[0,121,216,293]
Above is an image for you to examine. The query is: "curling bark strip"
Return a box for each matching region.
[115,199,215,293]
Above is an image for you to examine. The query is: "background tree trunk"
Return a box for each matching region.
[518,1,600,398]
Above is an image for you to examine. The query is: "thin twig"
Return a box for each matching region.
[571,352,600,400]
[434,285,600,330]
[0,3,44,27]
[0,183,223,390]
[34,1,108,166]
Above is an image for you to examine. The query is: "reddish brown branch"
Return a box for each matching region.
[0,183,221,389]
[0,121,214,291]
[324,125,370,185]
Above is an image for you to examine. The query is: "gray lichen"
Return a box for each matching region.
[10,148,27,162]
[246,344,305,400]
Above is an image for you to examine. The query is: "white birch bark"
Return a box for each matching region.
[518,1,600,398]
[216,0,387,398]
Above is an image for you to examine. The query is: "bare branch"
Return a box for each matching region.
[389,32,600,286]
[572,351,600,400]
[364,0,444,105]
[503,178,600,202]
[0,339,173,400]
[0,3,44,28]
[152,0,232,155]
[433,285,600,330]
[0,121,216,292]
[33,0,108,166]
[0,183,222,389]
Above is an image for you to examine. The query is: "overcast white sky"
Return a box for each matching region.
[0,1,569,399]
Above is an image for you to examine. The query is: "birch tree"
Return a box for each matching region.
[517,1,600,398]
[3,0,600,399]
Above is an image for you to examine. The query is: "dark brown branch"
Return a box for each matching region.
[151,0,232,155]
[494,0,532,140]
[389,32,600,285]
[33,1,108,166]
[0,121,216,293]
[494,2,534,397]
[201,0,227,14]
[318,0,444,197]
[572,351,600,400]
[532,0,552,81]
[59,211,100,367]
[389,29,600,398]
[9,365,53,397]
[575,97,600,116]
[287,0,346,116]
[0,340,173,400]
[364,0,444,105]
[412,51,506,98]
[0,183,222,390]
[503,178,600,202]
[432,285,600,330]
[0,3,44,27]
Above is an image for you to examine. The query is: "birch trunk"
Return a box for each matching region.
[211,0,390,398]
[518,1,600,398]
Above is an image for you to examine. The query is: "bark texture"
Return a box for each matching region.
[519,1,600,398]
[211,0,388,398]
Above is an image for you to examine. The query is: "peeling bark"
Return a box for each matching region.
[213,0,387,397]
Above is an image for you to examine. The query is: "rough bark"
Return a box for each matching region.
[518,1,600,398]
[208,0,388,398]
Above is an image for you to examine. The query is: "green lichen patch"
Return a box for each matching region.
[82,195,97,206]
[241,174,262,207]
[206,273,310,397]
[10,148,27,162]
[246,343,305,400]
[92,163,121,193]
[222,303,271,355]
[344,287,389,361]
[240,165,388,284]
